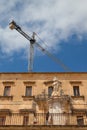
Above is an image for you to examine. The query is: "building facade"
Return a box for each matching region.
[0,72,87,130]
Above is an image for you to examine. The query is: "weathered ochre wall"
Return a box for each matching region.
[0,72,87,127]
[0,72,87,112]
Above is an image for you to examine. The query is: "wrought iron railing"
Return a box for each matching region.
[0,113,87,126]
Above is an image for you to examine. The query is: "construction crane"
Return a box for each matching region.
[9,20,36,72]
[9,20,71,72]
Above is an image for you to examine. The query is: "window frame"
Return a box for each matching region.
[48,86,53,97]
[23,115,29,125]
[3,86,11,96]
[77,116,84,126]
[25,86,32,96]
[0,116,6,126]
[73,86,80,96]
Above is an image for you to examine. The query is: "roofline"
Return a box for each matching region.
[0,72,87,74]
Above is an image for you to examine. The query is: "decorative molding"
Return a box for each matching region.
[72,108,86,114]
[2,81,15,85]
[70,81,82,84]
[71,96,85,100]
[0,96,13,100]
[19,109,35,113]
[0,109,12,113]
[44,80,53,85]
[2,81,15,87]
[22,96,35,100]
[23,81,35,85]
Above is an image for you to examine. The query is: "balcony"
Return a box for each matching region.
[22,96,35,101]
[0,113,87,126]
[71,96,85,100]
[0,95,13,100]
[35,94,70,101]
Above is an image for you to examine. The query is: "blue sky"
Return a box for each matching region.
[0,0,87,72]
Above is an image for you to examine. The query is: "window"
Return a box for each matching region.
[0,117,5,125]
[73,86,80,96]
[3,86,11,96]
[48,86,53,97]
[77,116,84,126]
[25,86,32,96]
[23,116,29,125]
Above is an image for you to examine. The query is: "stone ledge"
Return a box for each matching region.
[0,126,87,130]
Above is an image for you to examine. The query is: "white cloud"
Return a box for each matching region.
[0,26,28,54]
[0,0,87,55]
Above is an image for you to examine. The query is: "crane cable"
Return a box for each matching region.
[35,33,71,72]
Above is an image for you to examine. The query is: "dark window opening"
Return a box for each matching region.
[3,86,11,96]
[77,116,84,126]
[73,86,80,96]
[0,117,5,125]
[25,86,32,96]
[23,116,29,125]
[48,86,53,97]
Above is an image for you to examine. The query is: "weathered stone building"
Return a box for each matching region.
[0,72,87,130]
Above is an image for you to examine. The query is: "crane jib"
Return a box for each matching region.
[9,20,71,72]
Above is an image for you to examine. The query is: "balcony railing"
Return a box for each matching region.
[0,113,87,126]
[35,94,70,101]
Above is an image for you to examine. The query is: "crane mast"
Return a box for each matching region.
[9,20,35,72]
[29,38,35,72]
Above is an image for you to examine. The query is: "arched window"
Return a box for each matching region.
[48,86,53,97]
